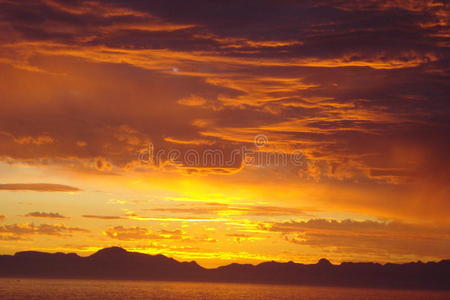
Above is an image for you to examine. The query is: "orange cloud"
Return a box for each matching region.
[104,226,184,241]
[177,95,207,106]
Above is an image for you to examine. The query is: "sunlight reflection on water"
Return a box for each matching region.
[0,278,449,300]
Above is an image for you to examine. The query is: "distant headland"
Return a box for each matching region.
[1,247,449,290]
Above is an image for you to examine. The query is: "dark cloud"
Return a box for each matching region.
[82,215,125,220]
[0,223,89,237]
[25,212,68,219]
[0,183,82,192]
[1,0,446,64]
[145,203,314,217]
[265,219,450,258]
[0,235,26,241]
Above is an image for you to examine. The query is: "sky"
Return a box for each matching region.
[0,0,449,268]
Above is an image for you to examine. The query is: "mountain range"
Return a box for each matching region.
[0,247,449,290]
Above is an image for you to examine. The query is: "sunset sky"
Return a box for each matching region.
[0,0,449,268]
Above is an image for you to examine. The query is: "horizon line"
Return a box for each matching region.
[5,246,449,269]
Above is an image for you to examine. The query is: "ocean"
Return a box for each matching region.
[0,278,448,300]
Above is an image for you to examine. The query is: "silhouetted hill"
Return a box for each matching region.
[0,247,448,290]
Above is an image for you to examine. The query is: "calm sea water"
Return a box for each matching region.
[0,278,448,300]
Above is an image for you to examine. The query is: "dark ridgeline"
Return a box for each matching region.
[0,247,448,290]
